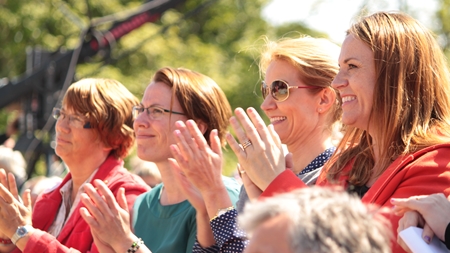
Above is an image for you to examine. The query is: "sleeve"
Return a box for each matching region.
[23,229,93,253]
[260,170,306,198]
[372,149,450,253]
[201,209,248,253]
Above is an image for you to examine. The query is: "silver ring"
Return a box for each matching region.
[242,140,252,150]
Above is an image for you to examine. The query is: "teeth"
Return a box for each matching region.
[270,117,286,123]
[342,96,356,103]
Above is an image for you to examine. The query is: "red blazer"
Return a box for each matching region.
[15,155,150,253]
[262,143,450,253]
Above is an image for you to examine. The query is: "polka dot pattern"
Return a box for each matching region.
[300,146,336,175]
[192,209,248,252]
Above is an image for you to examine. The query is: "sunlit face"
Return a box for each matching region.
[261,59,323,146]
[133,82,187,164]
[244,214,293,253]
[54,107,104,165]
[332,34,376,132]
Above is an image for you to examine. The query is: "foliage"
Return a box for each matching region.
[8,0,450,177]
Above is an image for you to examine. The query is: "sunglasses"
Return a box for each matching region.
[261,80,322,102]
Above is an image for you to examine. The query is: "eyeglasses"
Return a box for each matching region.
[261,80,323,102]
[132,105,185,120]
[52,108,91,129]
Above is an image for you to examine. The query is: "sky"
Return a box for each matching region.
[262,0,439,44]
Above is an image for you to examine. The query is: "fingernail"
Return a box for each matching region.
[424,236,431,243]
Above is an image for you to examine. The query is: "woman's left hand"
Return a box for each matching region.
[227,107,286,190]
[80,180,138,253]
[0,169,32,238]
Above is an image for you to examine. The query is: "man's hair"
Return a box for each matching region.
[63,78,139,159]
[239,187,392,253]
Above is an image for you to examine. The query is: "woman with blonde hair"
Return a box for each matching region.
[229,11,450,253]
[162,36,342,252]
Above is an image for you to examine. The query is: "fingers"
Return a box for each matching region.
[7,173,19,200]
[0,183,15,205]
[230,108,258,145]
[116,188,128,213]
[422,223,434,244]
[285,152,294,170]
[209,129,222,156]
[79,206,99,227]
[22,189,32,211]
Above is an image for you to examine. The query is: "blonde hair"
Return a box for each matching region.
[63,78,139,159]
[259,36,342,132]
[326,11,450,185]
[152,67,232,147]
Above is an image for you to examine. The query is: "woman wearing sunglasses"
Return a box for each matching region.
[78,67,241,253]
[161,36,342,253]
[0,78,150,253]
[229,12,450,253]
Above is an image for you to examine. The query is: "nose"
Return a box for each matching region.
[133,112,149,131]
[260,94,277,113]
[331,71,348,90]
[55,117,70,133]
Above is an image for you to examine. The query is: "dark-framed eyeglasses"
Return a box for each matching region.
[261,80,323,102]
[132,105,185,120]
[52,107,91,129]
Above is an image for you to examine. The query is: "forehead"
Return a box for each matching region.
[142,82,172,103]
[339,34,374,63]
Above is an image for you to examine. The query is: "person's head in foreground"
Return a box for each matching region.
[240,187,392,253]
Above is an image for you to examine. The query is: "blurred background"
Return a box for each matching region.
[1,0,449,181]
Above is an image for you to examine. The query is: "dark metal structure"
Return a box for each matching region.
[0,0,185,178]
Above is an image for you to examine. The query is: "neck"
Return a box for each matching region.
[156,160,186,205]
[66,153,109,198]
[287,134,333,174]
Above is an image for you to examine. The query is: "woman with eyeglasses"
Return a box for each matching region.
[158,36,342,253]
[0,78,150,253]
[78,67,240,253]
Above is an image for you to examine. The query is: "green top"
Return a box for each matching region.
[132,176,241,253]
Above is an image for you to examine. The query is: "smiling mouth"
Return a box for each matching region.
[342,96,356,103]
[270,116,287,123]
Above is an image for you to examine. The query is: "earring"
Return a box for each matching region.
[318,108,322,112]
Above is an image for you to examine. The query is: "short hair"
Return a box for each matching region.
[327,11,450,185]
[62,78,139,159]
[259,36,342,132]
[152,67,232,146]
[0,145,27,186]
[239,187,392,253]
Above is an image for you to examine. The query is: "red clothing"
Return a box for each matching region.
[261,143,450,253]
[15,155,150,253]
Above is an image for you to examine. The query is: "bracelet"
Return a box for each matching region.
[127,238,144,253]
[210,206,234,222]
[0,238,12,244]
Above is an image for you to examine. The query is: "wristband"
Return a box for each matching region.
[127,238,144,253]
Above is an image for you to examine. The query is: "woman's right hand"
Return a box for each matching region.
[80,180,151,253]
[227,107,286,191]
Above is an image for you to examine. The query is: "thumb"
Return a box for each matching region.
[285,152,294,171]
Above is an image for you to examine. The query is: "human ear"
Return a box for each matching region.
[317,87,336,113]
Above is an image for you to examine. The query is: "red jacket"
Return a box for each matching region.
[262,143,450,253]
[15,155,150,253]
